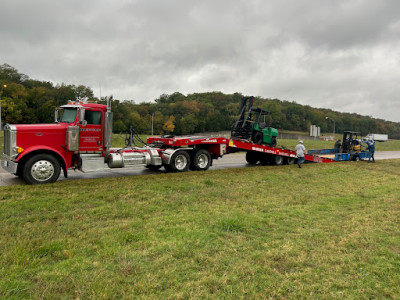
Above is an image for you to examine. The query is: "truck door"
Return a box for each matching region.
[78,109,103,151]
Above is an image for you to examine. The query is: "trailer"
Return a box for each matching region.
[147,135,336,168]
[307,131,372,162]
[307,148,370,162]
[365,133,388,142]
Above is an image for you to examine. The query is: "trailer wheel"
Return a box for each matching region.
[190,149,211,171]
[22,154,61,185]
[245,151,259,164]
[286,157,296,165]
[170,150,190,172]
[259,154,271,165]
[273,155,284,166]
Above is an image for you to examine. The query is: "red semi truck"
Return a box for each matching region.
[1,99,335,184]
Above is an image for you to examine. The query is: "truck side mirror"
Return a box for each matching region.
[79,108,87,127]
[54,108,62,122]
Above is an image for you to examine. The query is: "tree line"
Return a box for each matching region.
[1,63,399,138]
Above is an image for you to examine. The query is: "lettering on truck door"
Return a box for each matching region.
[79,110,103,151]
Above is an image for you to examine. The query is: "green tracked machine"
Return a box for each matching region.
[231,96,278,147]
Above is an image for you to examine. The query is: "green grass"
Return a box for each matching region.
[112,133,147,148]
[371,139,400,151]
[1,160,400,299]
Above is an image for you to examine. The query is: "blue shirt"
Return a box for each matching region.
[368,142,375,153]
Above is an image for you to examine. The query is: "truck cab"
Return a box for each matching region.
[1,99,113,184]
[57,101,112,153]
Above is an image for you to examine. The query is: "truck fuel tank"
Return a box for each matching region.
[107,149,162,168]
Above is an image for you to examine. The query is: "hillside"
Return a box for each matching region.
[1,63,400,138]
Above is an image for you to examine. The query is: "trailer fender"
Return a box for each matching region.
[160,148,193,165]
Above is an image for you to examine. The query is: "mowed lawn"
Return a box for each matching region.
[1,159,400,299]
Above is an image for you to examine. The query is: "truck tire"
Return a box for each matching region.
[259,154,272,165]
[273,155,284,166]
[190,149,211,171]
[246,151,259,164]
[22,154,61,184]
[286,157,296,165]
[169,150,190,172]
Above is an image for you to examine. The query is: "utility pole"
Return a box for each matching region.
[151,113,154,135]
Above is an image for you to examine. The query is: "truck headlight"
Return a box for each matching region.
[12,146,24,155]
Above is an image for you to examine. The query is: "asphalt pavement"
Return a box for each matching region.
[1,151,399,186]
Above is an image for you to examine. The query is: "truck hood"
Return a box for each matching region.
[11,123,72,157]
[14,123,70,132]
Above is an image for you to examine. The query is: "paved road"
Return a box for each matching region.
[1,151,400,186]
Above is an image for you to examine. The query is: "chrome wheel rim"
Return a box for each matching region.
[174,154,188,170]
[276,156,283,165]
[31,160,55,182]
[197,154,209,169]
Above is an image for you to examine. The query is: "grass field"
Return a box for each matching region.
[1,159,400,298]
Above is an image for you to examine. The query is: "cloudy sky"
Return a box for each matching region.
[1,0,400,121]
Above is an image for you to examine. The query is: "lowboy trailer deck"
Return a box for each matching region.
[147,135,337,170]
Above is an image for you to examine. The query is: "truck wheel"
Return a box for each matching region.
[22,154,61,184]
[190,149,211,171]
[170,150,190,172]
[246,151,259,164]
[286,157,296,165]
[273,155,284,166]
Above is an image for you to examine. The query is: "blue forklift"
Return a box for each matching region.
[308,131,370,161]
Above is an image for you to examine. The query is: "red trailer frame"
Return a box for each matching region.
[147,136,336,164]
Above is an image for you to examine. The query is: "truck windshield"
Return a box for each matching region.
[60,108,77,123]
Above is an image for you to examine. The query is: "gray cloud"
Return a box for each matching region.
[1,0,400,121]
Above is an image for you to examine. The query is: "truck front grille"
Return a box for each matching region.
[3,127,11,156]
[2,125,16,158]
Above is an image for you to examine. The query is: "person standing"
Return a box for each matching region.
[295,140,306,168]
[367,140,375,163]
[334,139,341,150]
